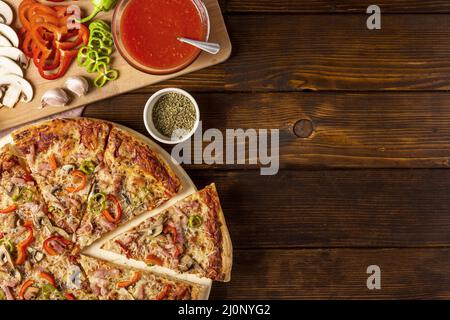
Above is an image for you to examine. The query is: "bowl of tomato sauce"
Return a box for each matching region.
[112,0,210,75]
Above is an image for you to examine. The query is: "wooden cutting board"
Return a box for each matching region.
[0,0,231,130]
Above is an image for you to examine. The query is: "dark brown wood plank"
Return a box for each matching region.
[136,14,450,92]
[225,1,450,13]
[85,92,450,168]
[189,169,450,248]
[210,248,450,299]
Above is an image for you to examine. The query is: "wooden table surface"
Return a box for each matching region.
[84,1,450,299]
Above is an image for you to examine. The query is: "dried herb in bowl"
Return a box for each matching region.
[152,92,197,139]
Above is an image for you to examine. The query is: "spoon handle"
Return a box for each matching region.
[178,37,221,55]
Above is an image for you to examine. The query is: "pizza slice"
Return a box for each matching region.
[0,145,51,299]
[0,218,37,300]
[19,253,97,300]
[102,184,232,282]
[76,126,181,248]
[12,118,112,235]
[13,253,96,300]
[0,145,47,228]
[78,255,205,300]
[0,202,87,300]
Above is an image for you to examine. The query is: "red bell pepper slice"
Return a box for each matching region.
[23,173,34,182]
[117,272,141,288]
[0,204,17,214]
[145,254,164,266]
[43,235,71,256]
[15,221,34,265]
[18,279,35,300]
[102,194,123,224]
[65,169,87,193]
[39,272,56,286]
[155,285,172,300]
[64,293,76,300]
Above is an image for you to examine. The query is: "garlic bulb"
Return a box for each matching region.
[40,88,70,108]
[65,76,89,97]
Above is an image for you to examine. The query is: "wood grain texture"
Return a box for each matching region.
[210,248,450,299]
[188,169,450,248]
[136,14,450,92]
[85,92,450,168]
[225,0,450,13]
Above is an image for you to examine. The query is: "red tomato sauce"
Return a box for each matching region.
[120,0,205,70]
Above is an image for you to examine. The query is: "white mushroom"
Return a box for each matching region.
[0,33,11,47]
[0,1,13,25]
[0,47,28,68]
[0,74,33,108]
[0,56,23,77]
[0,24,18,47]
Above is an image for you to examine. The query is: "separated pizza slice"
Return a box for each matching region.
[78,255,205,300]
[12,118,112,235]
[76,126,181,248]
[102,184,232,282]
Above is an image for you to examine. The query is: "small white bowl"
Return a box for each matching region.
[143,88,200,144]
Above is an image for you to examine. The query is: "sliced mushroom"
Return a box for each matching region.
[33,213,51,229]
[118,288,135,300]
[0,1,13,25]
[0,74,33,108]
[178,254,194,272]
[27,247,44,263]
[52,226,71,240]
[0,56,23,77]
[0,47,28,68]
[121,192,132,205]
[0,24,18,47]
[51,185,62,195]
[66,265,81,290]
[0,33,11,47]
[11,268,22,283]
[61,164,75,172]
[0,244,14,272]
[149,224,163,237]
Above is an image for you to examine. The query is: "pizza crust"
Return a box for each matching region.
[105,126,181,195]
[212,184,233,282]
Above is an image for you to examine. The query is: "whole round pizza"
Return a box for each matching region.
[0,118,232,300]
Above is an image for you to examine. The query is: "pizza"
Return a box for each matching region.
[102,184,232,281]
[79,255,205,300]
[0,118,231,300]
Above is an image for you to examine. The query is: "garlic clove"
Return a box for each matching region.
[40,88,69,109]
[64,76,89,97]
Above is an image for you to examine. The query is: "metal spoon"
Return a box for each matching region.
[177,37,221,55]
